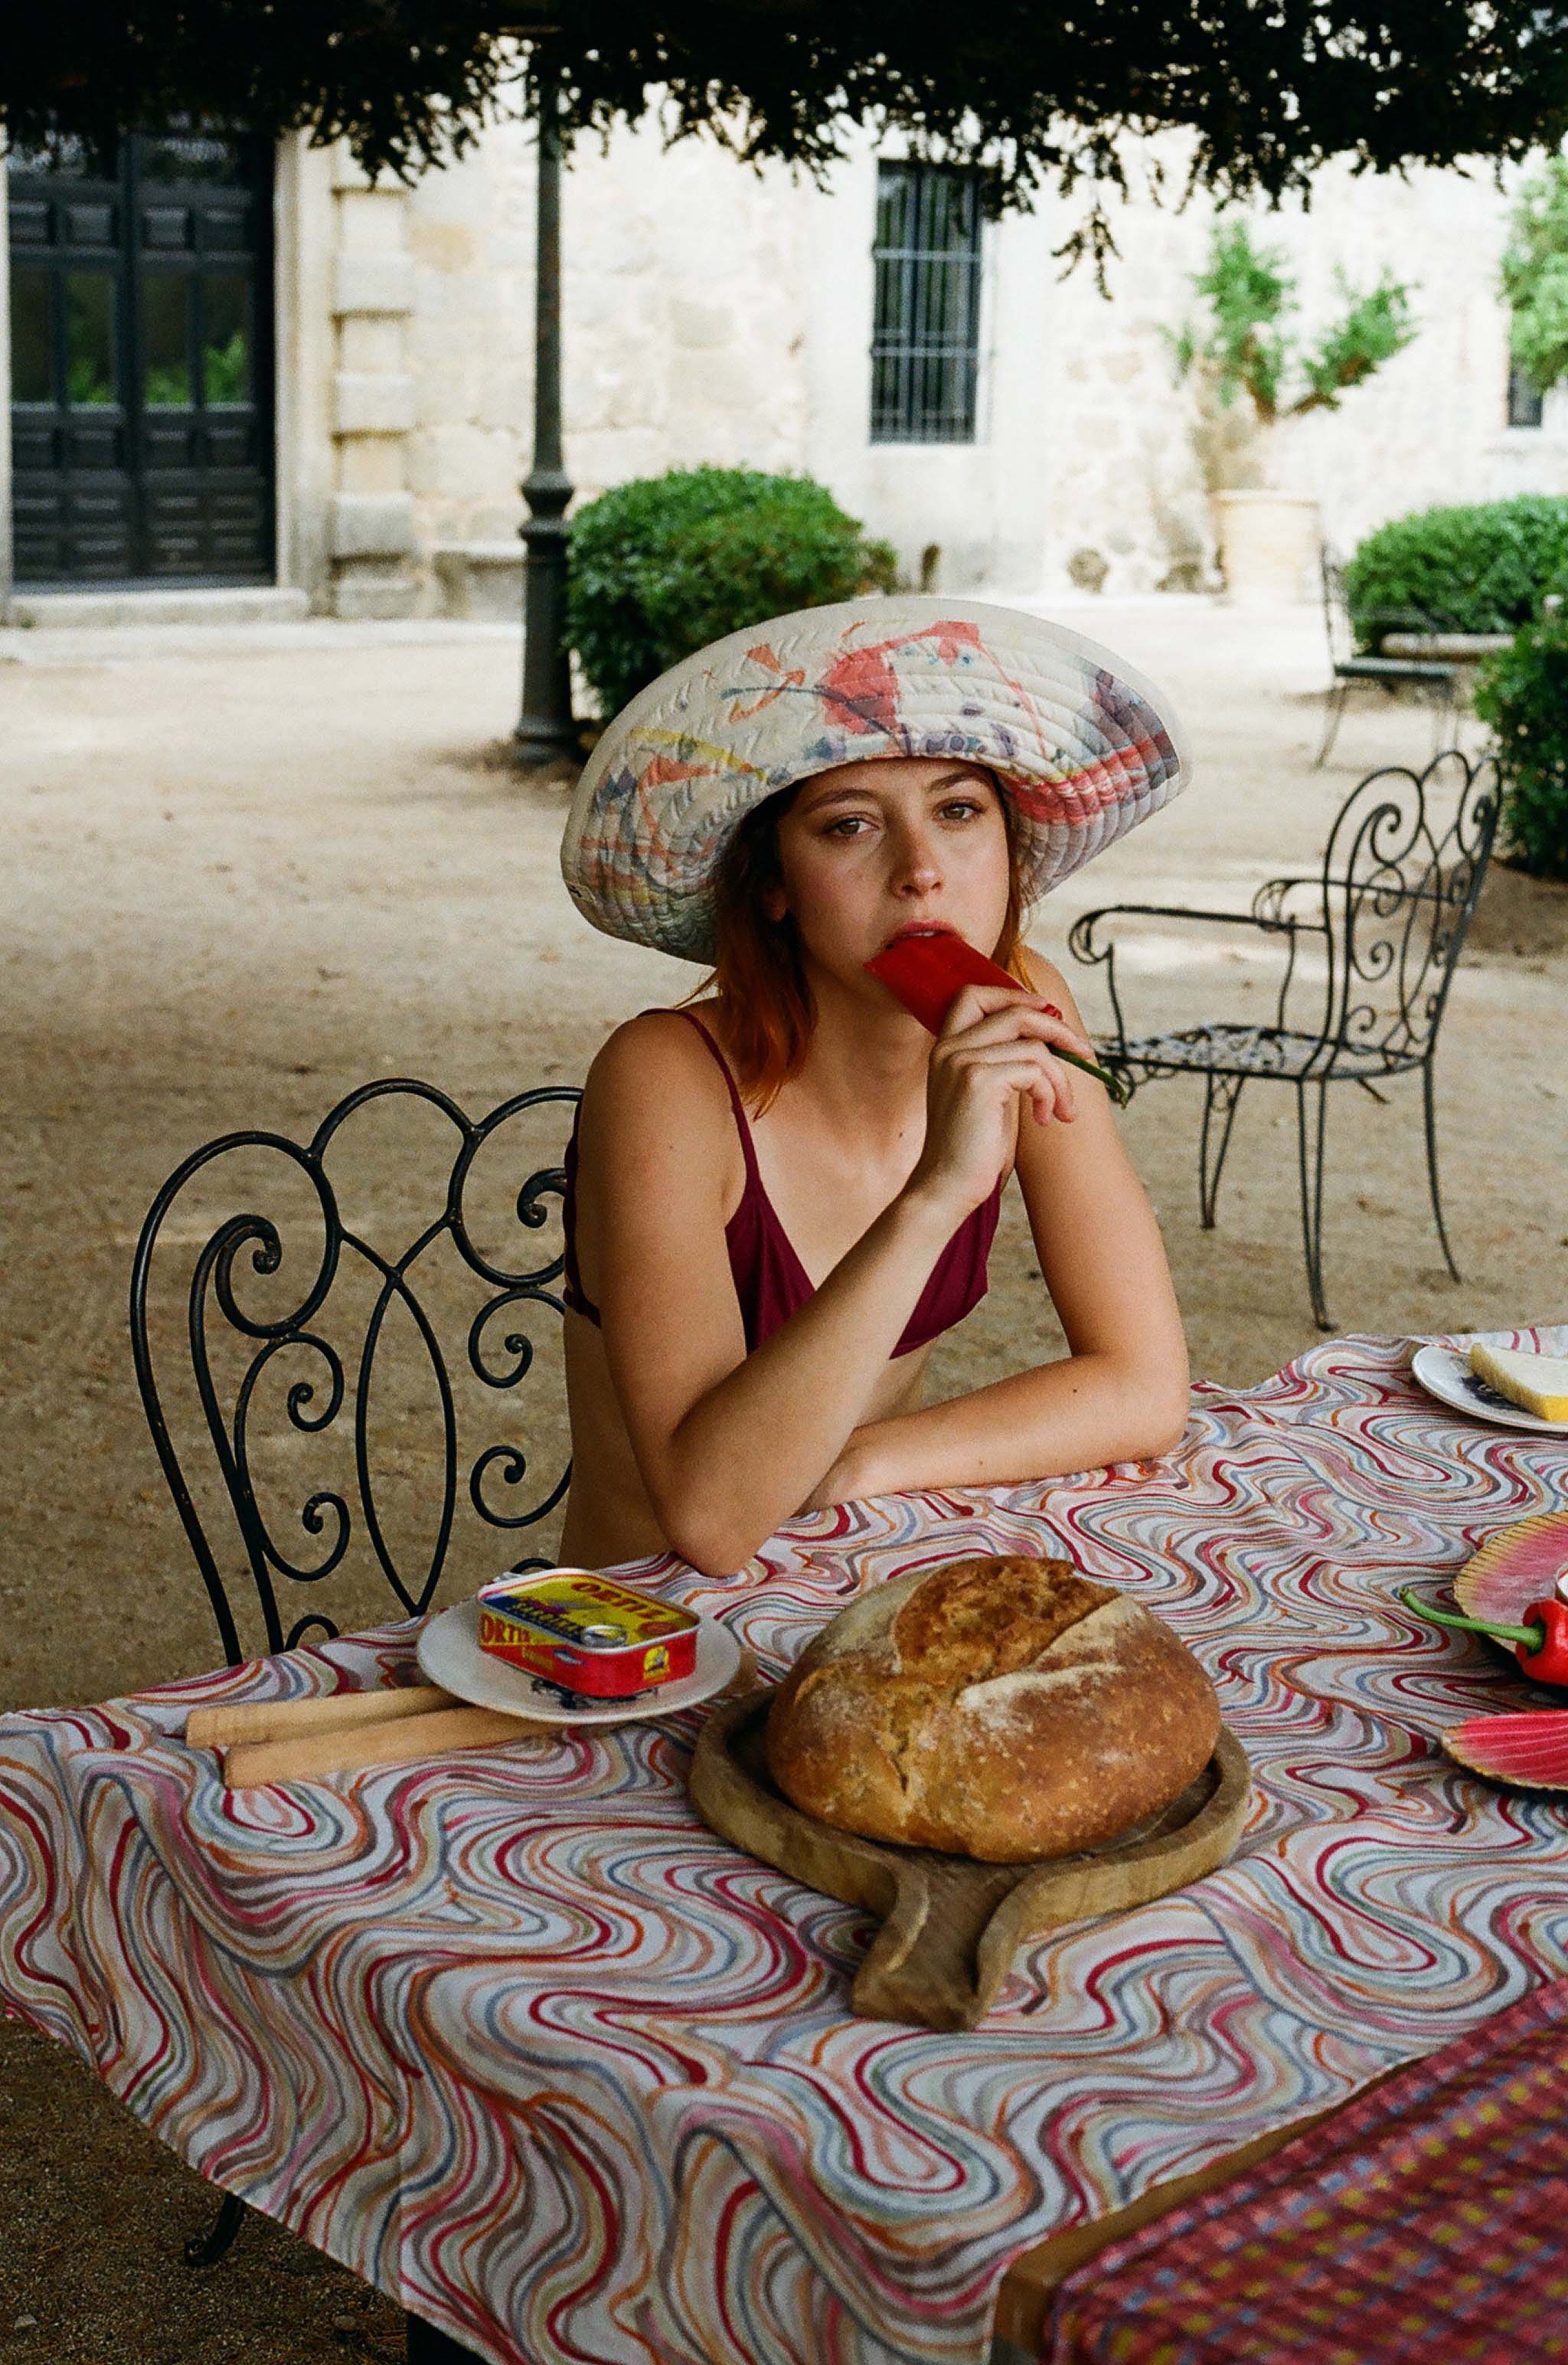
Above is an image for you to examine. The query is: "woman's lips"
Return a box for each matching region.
[881,921,959,949]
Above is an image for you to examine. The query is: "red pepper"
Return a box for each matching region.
[865,931,1130,1104]
[1400,1586,1568,1686]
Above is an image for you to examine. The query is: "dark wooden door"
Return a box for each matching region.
[8,130,275,587]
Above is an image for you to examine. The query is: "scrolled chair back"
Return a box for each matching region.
[1309,749,1501,1073]
[129,1078,581,1667]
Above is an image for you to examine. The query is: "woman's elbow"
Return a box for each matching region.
[1136,1381,1191,1461]
[1091,1356,1188,1464]
[656,1493,766,1581]
[665,1526,763,1582]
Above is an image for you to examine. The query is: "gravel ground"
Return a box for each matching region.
[2,595,1565,2362]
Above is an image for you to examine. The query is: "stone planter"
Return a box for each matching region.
[1213,490,1321,603]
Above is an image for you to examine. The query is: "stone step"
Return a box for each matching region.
[5,585,311,630]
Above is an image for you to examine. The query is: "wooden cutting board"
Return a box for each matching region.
[688,1689,1251,2030]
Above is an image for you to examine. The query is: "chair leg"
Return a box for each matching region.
[1197,1075,1246,1229]
[1422,1063,1462,1284]
[1314,680,1349,768]
[407,2314,489,2363]
[1295,1081,1332,1331]
[184,2190,246,2267]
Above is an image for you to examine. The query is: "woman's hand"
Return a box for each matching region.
[903,983,1103,1221]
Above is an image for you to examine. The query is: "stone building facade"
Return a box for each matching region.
[2,113,1564,630]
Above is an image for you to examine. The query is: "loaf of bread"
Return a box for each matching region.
[764,1555,1220,1863]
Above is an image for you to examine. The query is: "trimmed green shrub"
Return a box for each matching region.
[1344,496,1568,641]
[1472,616,1568,879]
[565,466,899,720]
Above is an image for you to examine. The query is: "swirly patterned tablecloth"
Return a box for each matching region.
[2,1330,1566,2365]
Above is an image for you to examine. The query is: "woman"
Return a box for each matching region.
[554,598,1193,1576]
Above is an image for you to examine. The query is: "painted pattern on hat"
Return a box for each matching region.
[561,598,1190,961]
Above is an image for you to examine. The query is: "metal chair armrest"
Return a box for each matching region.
[1252,876,1331,931]
[1070,901,1305,965]
[1068,901,1313,1058]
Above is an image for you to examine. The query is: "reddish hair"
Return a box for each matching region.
[683,768,1031,1111]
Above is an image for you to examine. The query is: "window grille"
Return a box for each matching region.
[1507,359,1545,429]
[871,163,983,443]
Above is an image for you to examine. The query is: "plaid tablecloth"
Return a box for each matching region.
[1043,1971,1568,2363]
[2,1329,1566,2365]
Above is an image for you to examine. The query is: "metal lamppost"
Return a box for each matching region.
[513,61,579,765]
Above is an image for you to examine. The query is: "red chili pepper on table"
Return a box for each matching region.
[1401,1586,1568,1687]
[865,931,1132,1105]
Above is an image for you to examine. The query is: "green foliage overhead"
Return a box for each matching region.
[8,4,1568,268]
[1345,496,1568,639]
[1473,616,1568,878]
[1174,217,1416,424]
[564,467,897,720]
[1501,155,1568,394]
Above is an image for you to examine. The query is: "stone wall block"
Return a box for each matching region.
[671,299,730,350]
[477,368,533,434]
[329,492,417,560]
[339,437,407,496]
[410,423,496,505]
[327,167,420,618]
[407,221,480,273]
[334,373,417,436]
[332,254,416,318]
[332,570,422,621]
[337,317,406,375]
[433,542,524,622]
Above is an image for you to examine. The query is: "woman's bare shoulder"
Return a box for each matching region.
[580,1005,738,1176]
[1017,942,1089,1027]
[586,1003,725,1101]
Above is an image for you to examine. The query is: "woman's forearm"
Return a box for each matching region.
[841,1350,1191,1501]
[657,1186,963,1571]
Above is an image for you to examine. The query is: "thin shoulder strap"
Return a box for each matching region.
[665,1006,760,1183]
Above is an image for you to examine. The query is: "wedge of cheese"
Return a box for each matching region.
[1469,1341,1568,1423]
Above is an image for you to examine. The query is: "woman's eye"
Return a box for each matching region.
[941,800,982,821]
[825,814,871,838]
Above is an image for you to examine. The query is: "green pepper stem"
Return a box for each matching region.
[1400,1587,1544,1652]
[1055,1046,1131,1107]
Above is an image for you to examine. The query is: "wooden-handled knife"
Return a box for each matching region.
[186,1649,757,1788]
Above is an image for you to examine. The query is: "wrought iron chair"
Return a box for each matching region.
[1316,547,1459,768]
[1068,750,1501,1332]
[129,1075,580,2311]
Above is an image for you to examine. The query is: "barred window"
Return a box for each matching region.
[871,163,983,444]
[1507,358,1545,429]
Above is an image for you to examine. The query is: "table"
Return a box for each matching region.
[2,1328,1566,2365]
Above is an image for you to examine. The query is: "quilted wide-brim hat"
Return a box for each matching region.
[560,595,1192,962]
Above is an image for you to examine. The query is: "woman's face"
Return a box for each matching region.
[768,757,1012,991]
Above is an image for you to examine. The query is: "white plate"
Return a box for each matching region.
[416,1595,743,1726]
[1410,1342,1568,1438]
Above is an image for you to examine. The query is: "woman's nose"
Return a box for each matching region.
[891,830,942,894]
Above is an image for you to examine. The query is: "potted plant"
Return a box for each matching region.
[1172,218,1417,600]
